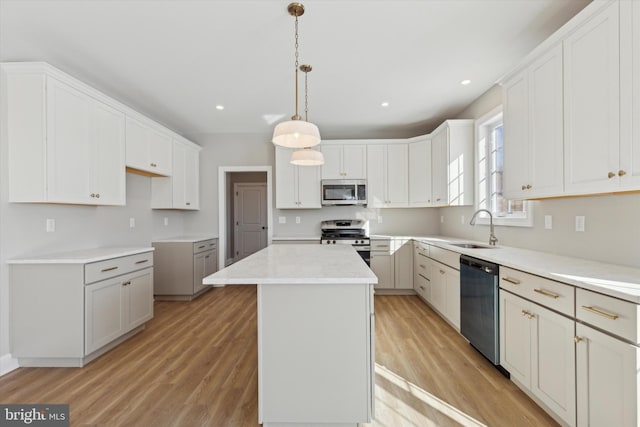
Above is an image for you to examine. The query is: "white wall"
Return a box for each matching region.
[443,84,640,268]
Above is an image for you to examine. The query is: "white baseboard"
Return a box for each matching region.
[0,353,19,376]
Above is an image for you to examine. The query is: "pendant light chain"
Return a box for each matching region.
[293,13,301,120]
[304,67,309,122]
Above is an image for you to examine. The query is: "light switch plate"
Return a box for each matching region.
[164,217,169,226]
[575,216,585,232]
[440,216,444,224]
[377,216,383,224]
[129,217,136,228]
[461,215,465,224]
[46,218,55,233]
[279,216,286,224]
[295,216,301,224]
[544,215,552,230]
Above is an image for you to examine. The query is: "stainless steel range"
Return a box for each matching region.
[320,219,370,266]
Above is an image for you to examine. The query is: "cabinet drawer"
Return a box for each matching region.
[414,273,430,300]
[499,266,574,316]
[85,252,154,285]
[371,239,391,253]
[429,246,459,270]
[576,289,640,344]
[193,239,216,254]
[414,241,429,257]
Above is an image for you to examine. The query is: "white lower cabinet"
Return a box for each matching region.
[413,242,431,301]
[371,252,394,290]
[430,260,460,330]
[9,249,154,367]
[500,289,576,426]
[393,239,413,290]
[85,268,153,354]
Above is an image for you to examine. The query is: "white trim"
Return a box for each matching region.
[474,106,533,228]
[0,354,19,376]
[218,166,273,269]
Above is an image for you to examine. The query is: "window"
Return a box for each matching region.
[475,107,532,227]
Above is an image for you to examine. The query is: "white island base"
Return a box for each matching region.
[203,245,377,426]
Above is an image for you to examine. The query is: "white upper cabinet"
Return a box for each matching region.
[366,143,409,208]
[503,44,564,200]
[125,116,173,177]
[321,143,366,180]
[564,1,620,195]
[275,146,321,209]
[3,64,126,205]
[408,137,432,206]
[430,120,474,207]
[151,139,201,210]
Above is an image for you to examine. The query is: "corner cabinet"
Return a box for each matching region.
[3,63,126,205]
[151,139,201,210]
[367,143,409,208]
[9,249,154,367]
[430,120,474,207]
[275,146,321,209]
[321,143,367,179]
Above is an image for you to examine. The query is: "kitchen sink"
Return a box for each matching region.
[449,243,496,249]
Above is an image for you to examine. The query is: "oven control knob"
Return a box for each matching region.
[332,240,336,244]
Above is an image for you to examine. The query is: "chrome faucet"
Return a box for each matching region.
[470,209,498,246]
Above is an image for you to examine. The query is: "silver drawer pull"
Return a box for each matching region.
[101,266,118,272]
[122,281,131,287]
[502,277,521,285]
[581,305,619,320]
[418,273,429,281]
[205,256,210,259]
[419,264,426,269]
[135,259,149,264]
[419,286,426,291]
[534,288,560,299]
[439,270,445,275]
[198,245,206,249]
[375,245,387,248]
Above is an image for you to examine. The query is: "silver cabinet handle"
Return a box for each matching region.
[419,264,426,269]
[501,277,521,285]
[101,266,118,272]
[135,259,149,265]
[186,202,191,206]
[122,281,131,287]
[534,288,560,299]
[581,305,619,320]
[198,245,206,249]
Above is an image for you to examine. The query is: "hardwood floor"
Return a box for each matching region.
[0,286,557,426]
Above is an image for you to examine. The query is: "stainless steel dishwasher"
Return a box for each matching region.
[460,255,509,377]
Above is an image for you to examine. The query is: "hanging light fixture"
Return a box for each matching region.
[272,2,321,149]
[291,64,324,165]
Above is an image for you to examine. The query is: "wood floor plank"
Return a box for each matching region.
[0,286,557,426]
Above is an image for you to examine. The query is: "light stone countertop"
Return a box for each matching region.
[203,244,377,285]
[152,235,217,243]
[7,247,154,264]
[387,234,640,304]
[271,236,320,241]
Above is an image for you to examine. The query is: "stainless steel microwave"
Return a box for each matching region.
[321,180,367,206]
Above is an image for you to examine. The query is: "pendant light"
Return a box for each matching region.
[272,2,321,149]
[291,64,324,166]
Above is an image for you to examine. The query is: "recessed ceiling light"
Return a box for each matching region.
[381,102,389,107]
[460,79,471,86]
[216,105,225,110]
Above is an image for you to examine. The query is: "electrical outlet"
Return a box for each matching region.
[544,215,552,230]
[164,217,169,226]
[129,217,136,228]
[440,215,444,224]
[46,218,55,233]
[575,216,585,232]
[295,216,301,224]
[461,215,465,224]
[279,216,286,224]
[377,215,383,224]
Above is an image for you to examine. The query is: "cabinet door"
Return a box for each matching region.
[46,77,94,204]
[126,268,154,330]
[296,163,321,208]
[503,71,529,199]
[125,116,150,171]
[528,44,564,198]
[530,303,576,427]
[183,144,200,209]
[343,144,366,179]
[393,240,413,289]
[148,127,172,176]
[430,128,448,206]
[205,249,217,276]
[93,100,126,205]
[444,266,460,330]
[564,1,620,194]
[499,290,531,386]
[408,139,431,205]
[193,252,207,295]
[576,323,639,427]
[371,253,394,289]
[386,144,409,207]
[275,147,298,208]
[171,142,187,208]
[366,145,386,207]
[321,145,343,179]
[85,277,125,354]
[430,261,447,315]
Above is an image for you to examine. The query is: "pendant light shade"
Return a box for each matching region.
[273,120,320,148]
[290,147,324,166]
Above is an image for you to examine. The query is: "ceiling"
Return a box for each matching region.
[0,0,591,141]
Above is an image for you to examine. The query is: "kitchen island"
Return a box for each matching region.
[203,244,377,427]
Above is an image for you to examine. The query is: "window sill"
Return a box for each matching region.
[473,216,533,228]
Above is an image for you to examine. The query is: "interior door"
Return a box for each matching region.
[234,183,268,261]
